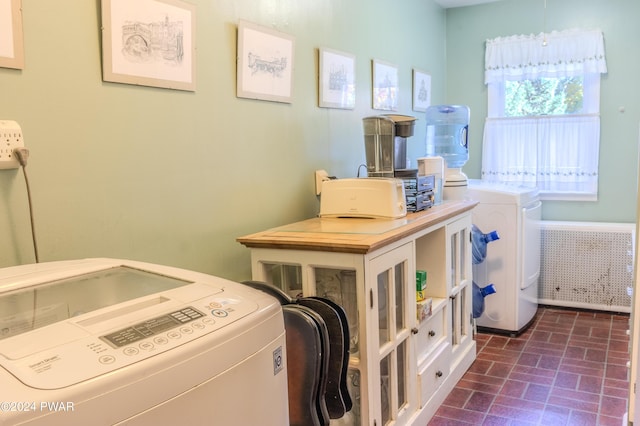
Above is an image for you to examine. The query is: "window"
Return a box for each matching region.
[505,76,583,117]
[482,29,607,200]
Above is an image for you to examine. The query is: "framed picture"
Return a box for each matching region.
[101,0,196,91]
[372,59,398,111]
[413,69,432,112]
[237,20,295,104]
[318,47,355,109]
[0,0,24,69]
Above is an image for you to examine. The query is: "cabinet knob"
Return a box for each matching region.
[435,370,443,378]
[428,330,436,337]
[411,327,419,334]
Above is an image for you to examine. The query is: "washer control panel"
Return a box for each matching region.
[101,307,205,348]
[1,292,260,390]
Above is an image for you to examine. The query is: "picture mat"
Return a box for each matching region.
[101,0,196,91]
[319,47,355,109]
[372,59,398,111]
[0,0,24,69]
[237,20,294,103]
[413,69,432,112]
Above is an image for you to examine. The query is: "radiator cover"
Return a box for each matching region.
[539,221,635,312]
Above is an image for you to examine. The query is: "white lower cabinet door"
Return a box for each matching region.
[368,242,417,426]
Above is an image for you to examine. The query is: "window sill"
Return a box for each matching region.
[538,191,597,202]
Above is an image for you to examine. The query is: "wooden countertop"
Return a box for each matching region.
[237,200,477,254]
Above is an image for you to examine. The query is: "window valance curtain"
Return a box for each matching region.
[484,28,607,84]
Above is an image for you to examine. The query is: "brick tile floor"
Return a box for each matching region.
[428,306,630,425]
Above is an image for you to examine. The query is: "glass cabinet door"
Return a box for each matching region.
[261,262,303,299]
[370,243,414,426]
[314,267,362,426]
[259,260,363,426]
[447,217,472,355]
[449,225,468,294]
[315,268,359,356]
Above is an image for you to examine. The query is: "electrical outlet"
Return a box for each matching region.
[0,120,24,169]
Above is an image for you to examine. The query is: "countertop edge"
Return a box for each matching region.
[237,200,478,254]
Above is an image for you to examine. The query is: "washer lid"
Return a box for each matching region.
[467,179,540,205]
[0,259,268,390]
[0,266,193,342]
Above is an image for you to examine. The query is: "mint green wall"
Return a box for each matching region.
[446,0,640,222]
[0,1,446,279]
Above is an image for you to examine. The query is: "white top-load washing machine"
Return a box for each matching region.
[0,258,288,426]
[467,180,542,335]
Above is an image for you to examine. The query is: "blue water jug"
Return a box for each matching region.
[472,282,496,318]
[471,224,499,264]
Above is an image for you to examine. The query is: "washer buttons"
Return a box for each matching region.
[123,347,139,356]
[139,342,154,351]
[167,330,182,340]
[154,336,169,345]
[99,355,116,364]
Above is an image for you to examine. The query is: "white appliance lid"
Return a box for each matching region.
[467,179,540,205]
[0,266,192,341]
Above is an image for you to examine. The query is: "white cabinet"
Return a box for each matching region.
[238,200,477,425]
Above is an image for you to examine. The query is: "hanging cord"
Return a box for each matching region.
[14,148,39,263]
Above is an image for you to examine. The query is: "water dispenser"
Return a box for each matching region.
[425,105,470,200]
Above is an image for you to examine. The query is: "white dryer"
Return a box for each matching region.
[467,180,542,335]
[0,258,289,425]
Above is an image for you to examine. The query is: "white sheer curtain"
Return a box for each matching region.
[483,115,600,193]
[482,29,607,198]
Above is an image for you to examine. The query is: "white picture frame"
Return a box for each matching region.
[236,20,295,104]
[318,47,355,109]
[413,68,432,112]
[0,0,24,69]
[101,0,196,91]
[372,59,398,111]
